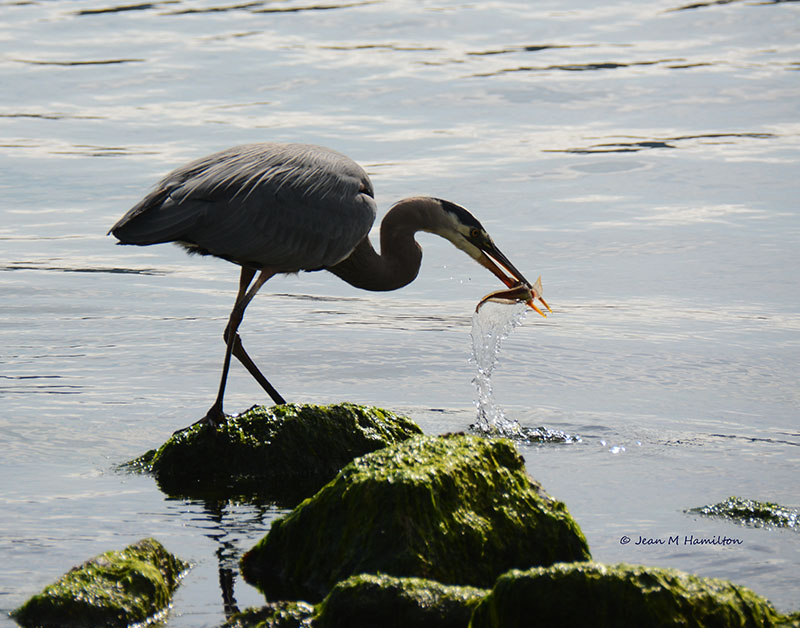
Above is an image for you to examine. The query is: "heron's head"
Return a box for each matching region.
[431,199,551,316]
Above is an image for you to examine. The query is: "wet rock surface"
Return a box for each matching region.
[123,402,423,503]
[225,601,316,628]
[11,538,188,628]
[688,496,799,530]
[468,561,800,628]
[314,574,486,628]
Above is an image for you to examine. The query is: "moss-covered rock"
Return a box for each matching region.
[468,561,799,628]
[123,403,423,503]
[223,576,485,628]
[11,538,188,628]
[225,601,315,627]
[688,496,799,529]
[314,574,487,628]
[240,433,590,601]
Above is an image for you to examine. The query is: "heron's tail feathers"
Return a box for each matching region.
[109,190,198,246]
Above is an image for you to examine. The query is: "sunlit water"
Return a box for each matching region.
[1,0,799,625]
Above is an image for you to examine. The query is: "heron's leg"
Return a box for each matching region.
[227,334,287,405]
[222,267,286,404]
[202,267,274,426]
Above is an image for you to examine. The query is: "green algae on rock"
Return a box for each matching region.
[688,496,799,529]
[225,601,315,628]
[226,576,484,628]
[314,574,487,628]
[11,538,188,628]
[468,561,799,628]
[240,433,590,602]
[123,403,423,502]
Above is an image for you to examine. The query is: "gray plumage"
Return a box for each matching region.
[111,142,376,272]
[110,142,539,429]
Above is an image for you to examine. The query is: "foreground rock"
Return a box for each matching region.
[688,496,799,529]
[228,565,800,628]
[12,538,188,628]
[240,433,590,601]
[124,403,422,502]
[226,575,485,628]
[469,562,800,628]
[315,574,486,628]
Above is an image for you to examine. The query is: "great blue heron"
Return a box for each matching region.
[110,142,549,427]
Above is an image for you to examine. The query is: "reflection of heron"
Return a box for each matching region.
[110,143,547,427]
[198,499,274,620]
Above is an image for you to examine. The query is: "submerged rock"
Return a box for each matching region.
[240,433,590,601]
[688,496,799,529]
[315,574,487,628]
[11,538,188,628]
[468,561,799,628]
[124,403,423,503]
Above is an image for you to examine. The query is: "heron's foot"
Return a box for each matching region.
[172,404,227,436]
[200,403,227,427]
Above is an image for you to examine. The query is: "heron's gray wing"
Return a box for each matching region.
[110,143,377,271]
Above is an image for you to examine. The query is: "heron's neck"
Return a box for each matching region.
[327,197,443,292]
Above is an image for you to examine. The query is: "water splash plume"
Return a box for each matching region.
[469,301,580,444]
[470,300,528,437]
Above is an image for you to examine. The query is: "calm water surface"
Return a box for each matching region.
[1,0,799,625]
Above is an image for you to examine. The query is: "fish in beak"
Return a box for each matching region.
[474,240,551,316]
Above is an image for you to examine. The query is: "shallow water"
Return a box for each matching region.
[1,0,799,624]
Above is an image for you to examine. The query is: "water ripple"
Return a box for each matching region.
[1,263,166,275]
[466,44,597,57]
[13,57,145,66]
[74,2,169,16]
[0,111,103,121]
[469,58,686,78]
[252,0,378,13]
[163,0,376,15]
[547,132,776,154]
[165,0,270,13]
[668,0,798,11]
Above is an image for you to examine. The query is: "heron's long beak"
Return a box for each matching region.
[476,241,552,317]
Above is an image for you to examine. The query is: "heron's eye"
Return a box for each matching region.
[470,228,481,239]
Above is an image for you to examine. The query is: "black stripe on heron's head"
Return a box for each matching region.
[435,199,484,230]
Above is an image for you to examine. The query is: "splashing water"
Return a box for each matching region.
[469,301,580,444]
[470,300,528,437]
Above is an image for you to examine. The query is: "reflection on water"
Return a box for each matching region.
[193,499,274,620]
[1,0,799,623]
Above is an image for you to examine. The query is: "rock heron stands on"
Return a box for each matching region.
[110,143,550,428]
